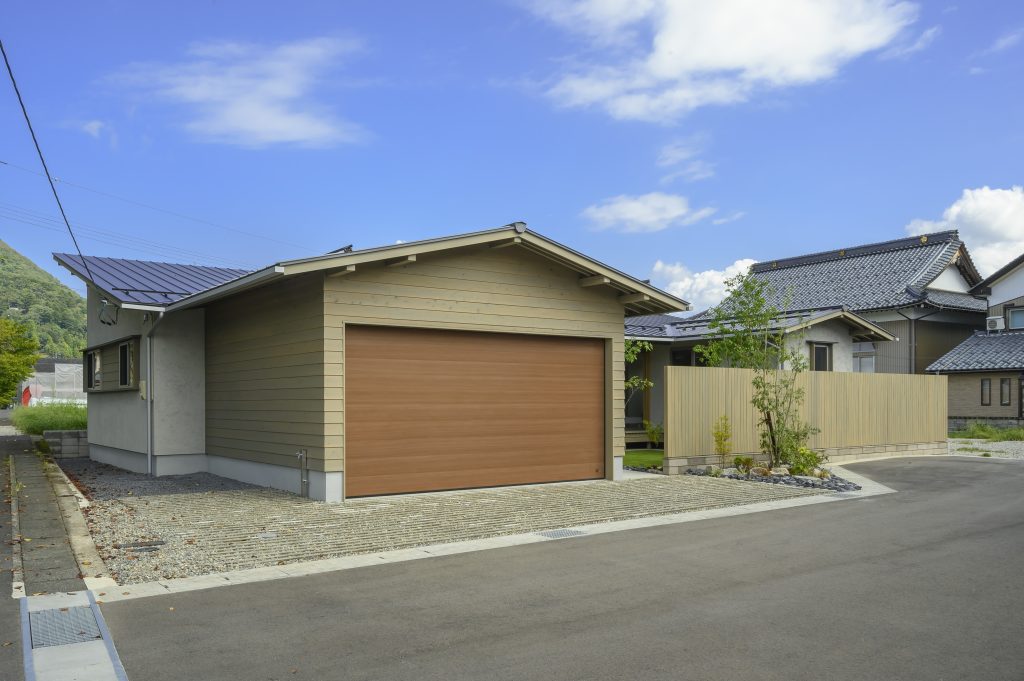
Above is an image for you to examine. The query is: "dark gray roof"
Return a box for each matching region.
[741,231,985,314]
[624,313,689,338]
[626,307,893,342]
[927,331,1024,372]
[54,253,250,305]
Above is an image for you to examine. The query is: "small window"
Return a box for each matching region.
[118,342,134,387]
[981,378,991,406]
[86,350,102,390]
[853,342,876,374]
[810,343,832,372]
[1009,309,1024,330]
[1001,378,1012,406]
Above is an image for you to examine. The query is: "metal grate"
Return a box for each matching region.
[29,607,101,648]
[536,528,587,539]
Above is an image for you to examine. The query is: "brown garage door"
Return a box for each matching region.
[345,325,605,497]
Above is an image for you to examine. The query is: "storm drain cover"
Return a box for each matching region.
[536,529,587,539]
[29,607,101,648]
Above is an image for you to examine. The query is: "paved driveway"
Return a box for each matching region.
[99,457,1024,681]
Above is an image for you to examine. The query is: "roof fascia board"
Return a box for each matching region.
[165,266,285,311]
[121,303,166,312]
[785,310,897,341]
[624,335,674,343]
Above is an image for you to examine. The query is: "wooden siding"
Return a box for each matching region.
[86,337,140,392]
[325,245,626,475]
[948,372,1019,418]
[991,294,1024,325]
[205,275,330,471]
[664,366,947,459]
[874,320,910,374]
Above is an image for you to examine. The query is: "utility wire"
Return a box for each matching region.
[0,37,97,284]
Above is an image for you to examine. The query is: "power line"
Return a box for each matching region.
[0,37,97,284]
[0,158,314,253]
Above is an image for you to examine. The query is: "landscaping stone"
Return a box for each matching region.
[685,467,862,493]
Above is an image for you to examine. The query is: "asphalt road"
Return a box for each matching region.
[100,457,1024,681]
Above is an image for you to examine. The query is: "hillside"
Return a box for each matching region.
[0,239,87,358]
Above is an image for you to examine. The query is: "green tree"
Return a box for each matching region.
[0,318,41,405]
[695,273,815,468]
[624,339,654,407]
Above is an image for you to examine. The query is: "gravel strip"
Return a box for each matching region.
[948,439,1024,459]
[59,459,822,585]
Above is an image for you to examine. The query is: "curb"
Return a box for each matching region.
[8,456,25,599]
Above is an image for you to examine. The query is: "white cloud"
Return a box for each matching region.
[652,258,758,310]
[527,0,918,122]
[81,120,106,138]
[712,211,746,225]
[880,25,941,59]
[582,192,715,232]
[113,37,365,148]
[983,29,1023,55]
[905,186,1024,276]
[657,137,715,182]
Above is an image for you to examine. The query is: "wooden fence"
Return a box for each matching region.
[664,367,947,465]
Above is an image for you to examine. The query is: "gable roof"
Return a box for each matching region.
[744,231,986,314]
[972,251,1024,294]
[626,306,895,343]
[53,253,249,307]
[927,330,1024,373]
[55,223,688,316]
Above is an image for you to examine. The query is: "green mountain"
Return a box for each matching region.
[0,239,87,358]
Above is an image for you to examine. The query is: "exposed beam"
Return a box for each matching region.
[326,264,357,278]
[618,293,651,305]
[579,274,611,287]
[490,237,522,249]
[386,255,417,268]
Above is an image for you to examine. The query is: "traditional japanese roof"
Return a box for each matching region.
[745,231,985,314]
[926,331,1024,373]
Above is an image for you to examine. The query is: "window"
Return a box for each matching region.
[1001,378,1012,406]
[852,342,876,373]
[86,350,102,390]
[1009,309,1024,330]
[118,342,134,387]
[981,378,991,406]
[809,343,832,371]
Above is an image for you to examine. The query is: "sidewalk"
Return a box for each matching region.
[0,435,25,680]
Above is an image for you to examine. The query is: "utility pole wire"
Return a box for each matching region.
[1,37,96,284]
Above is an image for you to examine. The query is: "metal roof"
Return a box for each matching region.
[927,331,1024,373]
[53,253,249,306]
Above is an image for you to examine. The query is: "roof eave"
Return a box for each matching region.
[165,266,286,312]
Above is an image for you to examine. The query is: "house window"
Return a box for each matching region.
[86,350,102,390]
[1009,309,1024,330]
[809,343,832,371]
[852,342,875,373]
[118,342,134,387]
[981,378,991,406]
[1001,378,1012,406]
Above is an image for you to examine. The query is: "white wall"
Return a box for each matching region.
[990,262,1024,309]
[927,265,971,293]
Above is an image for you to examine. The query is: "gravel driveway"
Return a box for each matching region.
[948,438,1024,459]
[59,459,822,585]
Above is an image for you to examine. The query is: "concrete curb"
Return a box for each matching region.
[8,456,25,599]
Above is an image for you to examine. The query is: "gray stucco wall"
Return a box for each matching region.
[790,318,855,372]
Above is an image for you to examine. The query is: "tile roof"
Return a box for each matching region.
[708,230,985,315]
[626,307,893,342]
[54,253,250,305]
[624,313,690,338]
[927,331,1024,372]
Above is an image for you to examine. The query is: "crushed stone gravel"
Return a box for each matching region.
[59,459,823,585]
[948,439,1024,459]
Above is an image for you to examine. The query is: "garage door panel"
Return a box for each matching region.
[345,325,605,497]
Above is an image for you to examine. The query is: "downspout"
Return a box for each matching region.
[145,312,166,476]
[896,306,940,373]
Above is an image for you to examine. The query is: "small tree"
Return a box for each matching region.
[695,273,815,468]
[624,339,654,407]
[0,318,41,405]
[712,414,732,469]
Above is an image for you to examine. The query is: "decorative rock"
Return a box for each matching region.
[770,467,790,476]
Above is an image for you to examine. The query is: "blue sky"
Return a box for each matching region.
[2,1,1023,307]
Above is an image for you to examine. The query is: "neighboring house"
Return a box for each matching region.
[625,230,987,435]
[55,223,687,501]
[17,357,86,406]
[926,331,1024,428]
[927,249,1024,428]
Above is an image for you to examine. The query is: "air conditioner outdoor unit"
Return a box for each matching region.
[987,316,1006,331]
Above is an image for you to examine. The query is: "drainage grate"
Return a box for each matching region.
[536,528,587,539]
[29,607,102,648]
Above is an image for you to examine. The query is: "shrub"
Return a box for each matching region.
[712,415,732,469]
[788,446,827,476]
[11,403,87,435]
[951,423,1024,441]
[643,420,664,447]
[733,455,755,476]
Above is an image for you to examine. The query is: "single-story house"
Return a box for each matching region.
[55,222,688,501]
[927,331,1024,429]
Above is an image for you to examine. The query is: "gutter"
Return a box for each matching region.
[144,312,166,476]
[166,266,285,312]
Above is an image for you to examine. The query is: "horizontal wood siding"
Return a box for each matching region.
[325,246,626,476]
[205,276,329,471]
[665,366,947,459]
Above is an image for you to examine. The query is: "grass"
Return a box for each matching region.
[10,403,87,435]
[624,449,664,469]
[950,422,1024,441]
[957,446,998,456]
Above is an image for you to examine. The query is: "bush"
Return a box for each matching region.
[712,415,732,468]
[951,423,1024,441]
[643,420,664,447]
[788,446,827,476]
[733,455,755,475]
[11,403,87,435]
